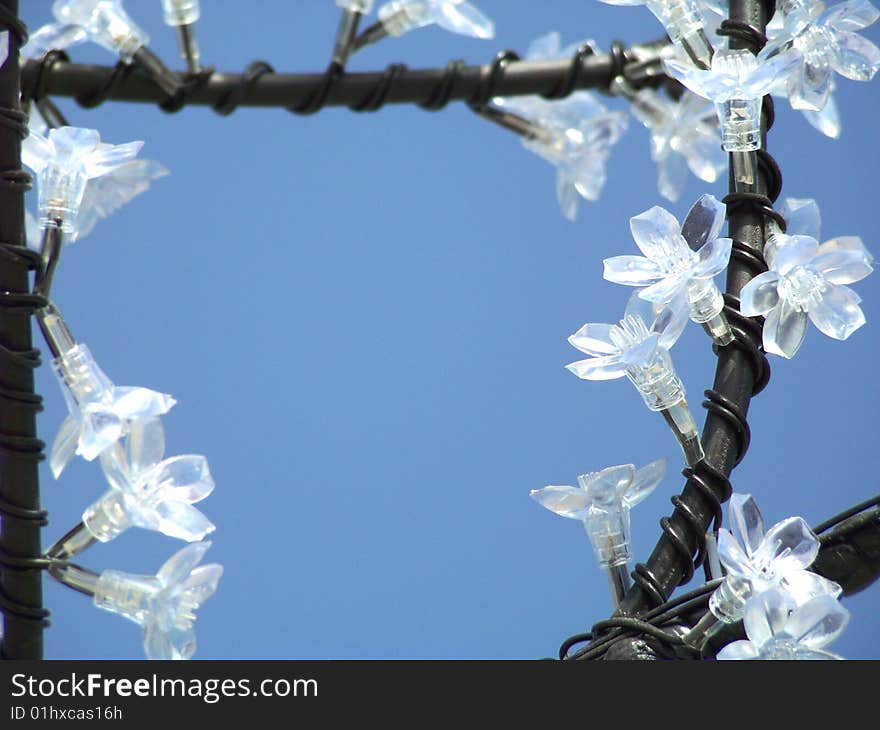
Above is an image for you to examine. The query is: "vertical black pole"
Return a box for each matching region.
[0,0,45,659]
[616,0,772,617]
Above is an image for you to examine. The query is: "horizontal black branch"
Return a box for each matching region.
[21,42,671,113]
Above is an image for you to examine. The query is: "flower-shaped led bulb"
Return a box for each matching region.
[52,0,182,95]
[94,541,222,660]
[567,293,703,464]
[50,341,176,478]
[598,0,715,67]
[513,94,628,221]
[80,417,215,544]
[717,588,849,659]
[531,460,665,604]
[709,493,841,624]
[603,195,734,345]
[377,0,494,40]
[22,126,143,236]
[617,83,726,202]
[52,0,148,61]
[740,230,873,358]
[665,48,801,150]
[760,0,880,113]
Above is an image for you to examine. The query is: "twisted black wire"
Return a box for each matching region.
[23,38,670,118]
[623,18,780,623]
[0,69,50,632]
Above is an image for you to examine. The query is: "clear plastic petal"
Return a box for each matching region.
[654,294,690,349]
[555,173,580,222]
[693,236,733,279]
[568,323,620,356]
[639,272,689,303]
[763,298,809,358]
[530,485,593,520]
[716,639,760,660]
[21,22,87,59]
[742,588,794,647]
[629,205,684,262]
[150,455,215,503]
[126,416,166,475]
[823,0,880,31]
[154,500,216,542]
[681,194,727,252]
[739,271,779,317]
[831,30,880,81]
[603,255,665,286]
[152,624,197,660]
[781,198,822,240]
[433,1,495,39]
[620,332,660,367]
[82,140,145,179]
[110,386,176,420]
[181,563,224,607]
[788,60,833,112]
[565,355,627,381]
[782,569,843,605]
[21,131,53,174]
[753,516,820,574]
[99,443,131,492]
[682,124,727,182]
[143,624,176,661]
[803,95,842,138]
[808,283,866,340]
[50,415,80,479]
[717,527,753,577]
[664,58,737,100]
[657,149,688,202]
[773,235,821,275]
[77,408,124,461]
[590,464,636,502]
[784,594,850,649]
[157,541,211,587]
[742,50,803,97]
[813,236,873,284]
[729,492,766,557]
[75,159,170,241]
[624,459,666,507]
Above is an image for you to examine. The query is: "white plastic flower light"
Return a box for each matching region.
[760,0,880,114]
[530,460,665,604]
[709,493,842,624]
[567,293,704,463]
[603,195,734,344]
[597,0,715,68]
[739,230,873,358]
[664,48,801,150]
[51,342,176,478]
[717,588,849,659]
[52,0,149,61]
[504,93,628,221]
[377,0,494,40]
[79,417,215,543]
[75,159,169,241]
[93,541,222,660]
[21,126,143,236]
[623,86,726,202]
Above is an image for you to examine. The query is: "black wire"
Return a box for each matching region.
[21,40,672,117]
[814,494,880,536]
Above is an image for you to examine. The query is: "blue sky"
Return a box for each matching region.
[19,1,880,660]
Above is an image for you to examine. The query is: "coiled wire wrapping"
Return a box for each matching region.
[564,16,783,660]
[21,36,670,119]
[0,10,51,639]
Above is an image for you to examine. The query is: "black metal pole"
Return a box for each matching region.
[21,43,670,112]
[615,0,773,618]
[0,0,45,659]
